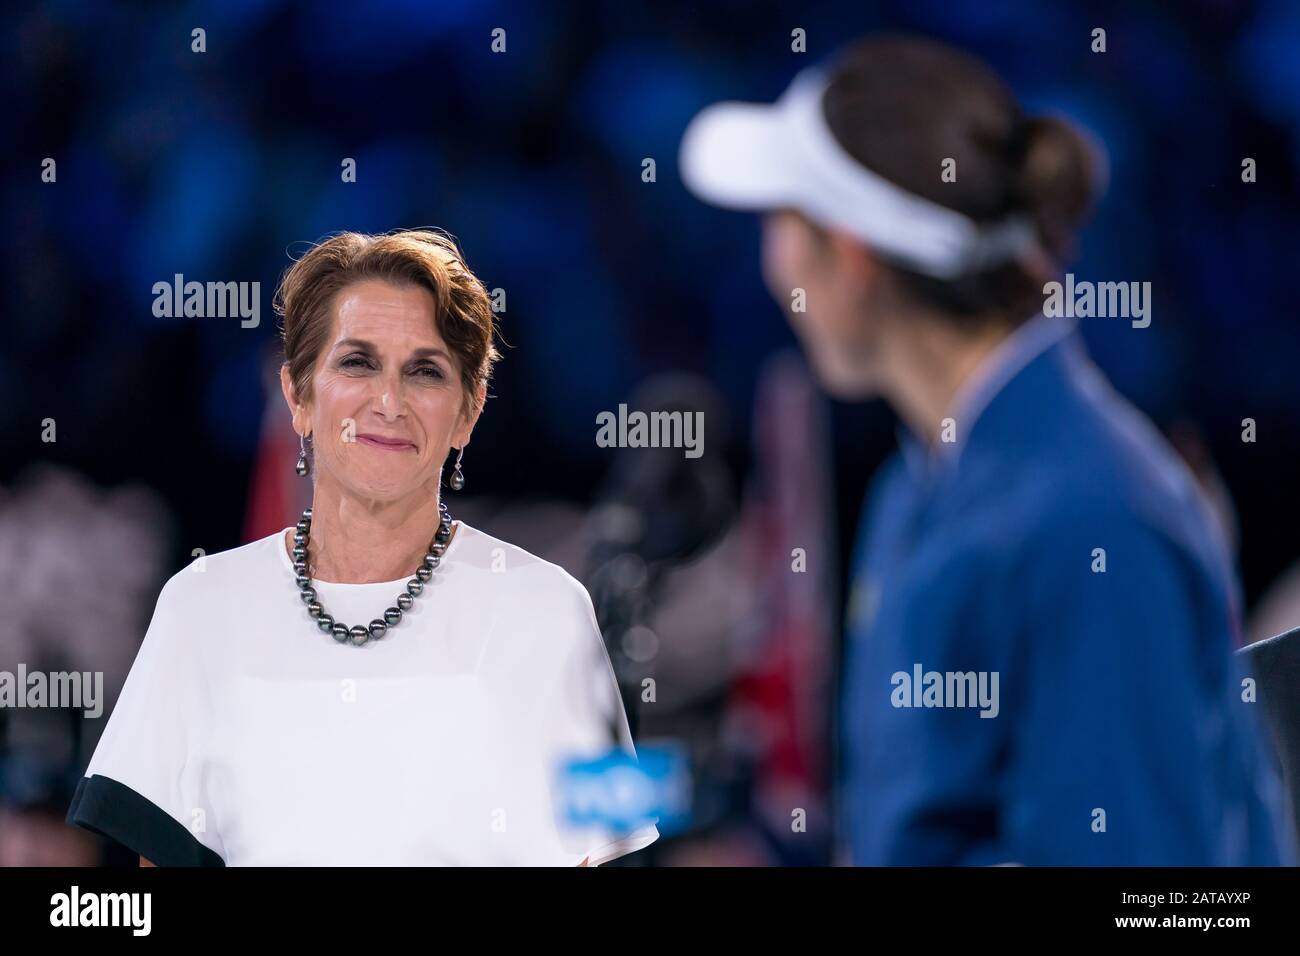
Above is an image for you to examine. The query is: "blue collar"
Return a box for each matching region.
[897,313,1078,480]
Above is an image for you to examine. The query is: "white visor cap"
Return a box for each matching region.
[678,67,1042,280]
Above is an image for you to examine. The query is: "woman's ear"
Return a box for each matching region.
[453,382,488,449]
[279,363,305,433]
[827,227,879,285]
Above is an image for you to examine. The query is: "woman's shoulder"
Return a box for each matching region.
[117,531,287,675]
[450,521,595,615]
[155,527,290,606]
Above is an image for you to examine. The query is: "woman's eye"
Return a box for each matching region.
[338,356,441,379]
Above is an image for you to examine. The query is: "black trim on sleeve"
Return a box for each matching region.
[66,774,225,867]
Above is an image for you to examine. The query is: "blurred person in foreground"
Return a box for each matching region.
[680,35,1293,865]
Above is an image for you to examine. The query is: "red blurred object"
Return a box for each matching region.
[242,347,311,543]
[727,351,837,845]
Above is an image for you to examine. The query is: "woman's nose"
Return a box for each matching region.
[373,371,406,416]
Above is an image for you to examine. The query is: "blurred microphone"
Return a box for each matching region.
[587,372,734,559]
[557,374,733,845]
[584,373,736,680]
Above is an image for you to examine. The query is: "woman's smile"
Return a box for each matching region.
[357,432,416,451]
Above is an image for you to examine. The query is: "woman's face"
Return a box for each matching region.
[281,279,481,504]
[760,209,888,399]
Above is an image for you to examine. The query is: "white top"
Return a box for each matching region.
[68,521,660,866]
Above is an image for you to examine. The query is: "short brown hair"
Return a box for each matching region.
[274,229,499,418]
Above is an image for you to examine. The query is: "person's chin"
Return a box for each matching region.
[810,353,878,401]
[341,470,422,502]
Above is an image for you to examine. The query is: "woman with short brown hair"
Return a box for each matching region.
[67,229,659,866]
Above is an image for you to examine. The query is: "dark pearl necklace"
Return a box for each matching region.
[291,502,454,647]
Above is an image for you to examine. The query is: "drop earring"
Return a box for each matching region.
[295,431,311,477]
[449,446,465,490]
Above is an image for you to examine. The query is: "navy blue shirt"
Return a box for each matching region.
[840,316,1294,865]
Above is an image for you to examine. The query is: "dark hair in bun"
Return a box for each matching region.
[819,33,1103,325]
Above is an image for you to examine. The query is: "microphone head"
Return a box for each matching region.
[590,373,734,566]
